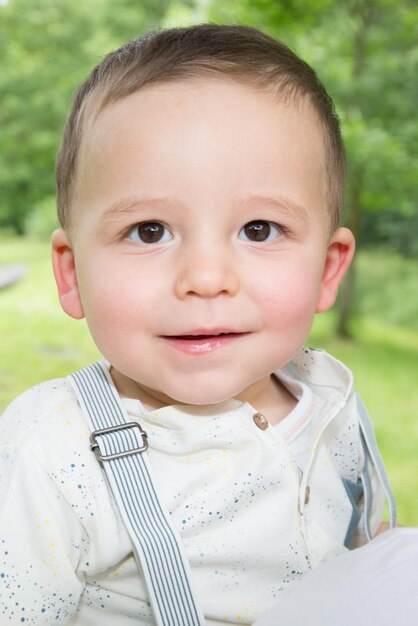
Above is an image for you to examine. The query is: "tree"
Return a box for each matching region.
[0,0,170,234]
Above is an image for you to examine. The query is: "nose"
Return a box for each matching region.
[174,247,239,300]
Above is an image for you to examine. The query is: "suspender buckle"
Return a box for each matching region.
[90,421,148,461]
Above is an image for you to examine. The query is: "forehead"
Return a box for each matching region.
[88,76,325,146]
[74,78,328,226]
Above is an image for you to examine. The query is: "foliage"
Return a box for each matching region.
[0,0,170,234]
[355,249,418,330]
[24,195,59,238]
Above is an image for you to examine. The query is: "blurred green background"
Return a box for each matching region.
[0,0,417,524]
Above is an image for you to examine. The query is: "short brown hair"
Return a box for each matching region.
[56,24,345,232]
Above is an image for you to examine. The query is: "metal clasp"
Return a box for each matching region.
[90,421,148,461]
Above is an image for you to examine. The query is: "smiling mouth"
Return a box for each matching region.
[161,331,248,354]
[171,332,239,340]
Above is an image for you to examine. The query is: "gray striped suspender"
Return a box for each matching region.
[69,361,205,626]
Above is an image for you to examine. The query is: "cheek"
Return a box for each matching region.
[76,256,157,339]
[254,262,323,329]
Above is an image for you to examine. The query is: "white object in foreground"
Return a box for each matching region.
[254,528,418,626]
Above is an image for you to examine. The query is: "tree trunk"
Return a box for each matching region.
[336,0,373,337]
[337,167,363,337]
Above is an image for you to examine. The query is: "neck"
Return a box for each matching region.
[109,367,297,424]
[236,375,297,425]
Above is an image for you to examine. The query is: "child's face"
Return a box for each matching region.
[53,79,354,407]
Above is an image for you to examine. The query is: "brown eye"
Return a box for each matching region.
[240,220,281,242]
[128,221,172,244]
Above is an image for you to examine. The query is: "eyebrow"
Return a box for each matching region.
[101,193,310,224]
[238,194,310,223]
[102,196,176,224]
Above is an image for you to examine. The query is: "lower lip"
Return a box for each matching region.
[162,333,247,355]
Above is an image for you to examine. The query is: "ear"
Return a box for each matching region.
[51,229,85,319]
[316,227,355,313]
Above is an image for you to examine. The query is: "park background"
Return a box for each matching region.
[0,0,417,524]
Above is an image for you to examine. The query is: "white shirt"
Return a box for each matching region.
[0,349,384,625]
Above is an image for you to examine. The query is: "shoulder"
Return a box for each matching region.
[0,367,130,535]
[0,376,84,450]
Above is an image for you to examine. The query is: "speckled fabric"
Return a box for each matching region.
[0,349,385,625]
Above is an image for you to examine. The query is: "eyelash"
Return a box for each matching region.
[125,221,173,245]
[238,220,286,243]
[124,220,287,245]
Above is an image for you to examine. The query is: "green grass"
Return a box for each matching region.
[0,236,417,525]
[0,237,99,404]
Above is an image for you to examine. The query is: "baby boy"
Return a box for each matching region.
[0,24,394,626]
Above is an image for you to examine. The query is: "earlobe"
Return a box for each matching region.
[316,227,355,313]
[51,229,85,319]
